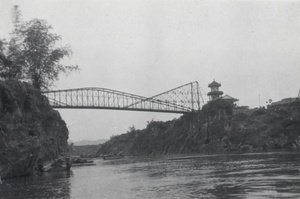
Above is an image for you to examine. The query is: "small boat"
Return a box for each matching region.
[71,157,96,167]
[102,154,124,160]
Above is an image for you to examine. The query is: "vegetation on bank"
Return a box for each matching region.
[70,144,100,158]
[0,6,79,90]
[0,80,70,178]
[97,99,300,156]
[0,6,79,178]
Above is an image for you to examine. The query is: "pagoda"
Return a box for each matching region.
[222,94,239,104]
[207,79,223,101]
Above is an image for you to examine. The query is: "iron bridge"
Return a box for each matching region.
[42,81,204,114]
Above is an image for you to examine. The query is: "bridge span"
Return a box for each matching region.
[42,81,204,114]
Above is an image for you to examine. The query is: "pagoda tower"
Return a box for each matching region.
[207,79,223,101]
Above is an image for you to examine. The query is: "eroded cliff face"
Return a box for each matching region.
[97,99,300,156]
[0,80,69,179]
[97,101,232,156]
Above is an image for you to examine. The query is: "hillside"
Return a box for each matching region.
[73,139,107,146]
[69,139,107,158]
[71,145,101,158]
[0,80,70,179]
[97,99,300,156]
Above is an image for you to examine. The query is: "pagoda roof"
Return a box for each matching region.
[222,94,239,102]
[208,80,221,87]
[207,91,223,96]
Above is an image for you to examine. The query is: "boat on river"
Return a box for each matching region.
[71,157,96,167]
[102,154,124,160]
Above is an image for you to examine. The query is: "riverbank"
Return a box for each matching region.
[97,99,300,156]
[0,80,70,179]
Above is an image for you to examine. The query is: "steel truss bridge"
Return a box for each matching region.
[42,81,204,114]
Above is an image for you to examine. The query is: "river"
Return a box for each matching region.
[0,152,300,198]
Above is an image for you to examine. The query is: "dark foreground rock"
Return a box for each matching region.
[0,80,70,179]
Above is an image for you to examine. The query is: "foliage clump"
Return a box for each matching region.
[202,99,233,118]
[0,80,69,179]
[97,99,300,156]
[0,6,79,90]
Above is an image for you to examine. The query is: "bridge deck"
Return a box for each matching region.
[43,81,203,113]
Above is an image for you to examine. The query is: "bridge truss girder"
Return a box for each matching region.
[42,81,203,114]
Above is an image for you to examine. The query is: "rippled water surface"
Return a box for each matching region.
[1,152,300,198]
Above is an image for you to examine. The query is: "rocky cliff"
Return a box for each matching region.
[97,99,300,156]
[0,80,70,179]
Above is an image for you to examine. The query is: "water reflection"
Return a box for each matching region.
[107,152,300,198]
[0,152,300,198]
[0,171,72,199]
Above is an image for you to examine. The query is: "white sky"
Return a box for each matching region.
[1,0,300,141]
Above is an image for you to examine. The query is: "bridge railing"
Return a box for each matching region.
[42,81,203,113]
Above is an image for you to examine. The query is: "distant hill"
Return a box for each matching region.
[71,145,100,158]
[73,139,108,146]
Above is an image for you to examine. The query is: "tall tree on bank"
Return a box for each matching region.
[1,6,25,80]
[0,6,79,90]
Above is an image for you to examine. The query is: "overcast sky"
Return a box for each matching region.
[1,0,300,141]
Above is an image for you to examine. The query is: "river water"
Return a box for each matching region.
[1,152,300,199]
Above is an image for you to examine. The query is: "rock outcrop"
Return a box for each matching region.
[0,80,70,179]
[97,99,300,156]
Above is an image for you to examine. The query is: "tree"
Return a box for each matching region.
[0,6,79,90]
[0,39,16,79]
[127,125,136,133]
[266,99,272,105]
[0,6,26,80]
